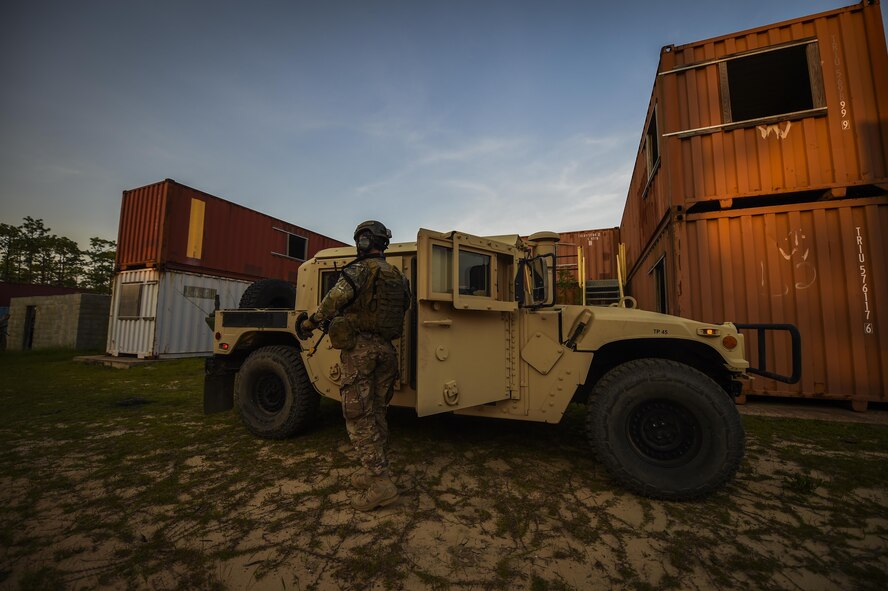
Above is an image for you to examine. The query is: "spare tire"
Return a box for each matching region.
[239,279,296,309]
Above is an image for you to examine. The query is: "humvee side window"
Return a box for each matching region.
[320,269,341,299]
[417,229,518,312]
[431,245,491,297]
[459,251,490,296]
[431,245,453,293]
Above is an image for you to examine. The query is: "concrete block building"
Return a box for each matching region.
[7,293,111,351]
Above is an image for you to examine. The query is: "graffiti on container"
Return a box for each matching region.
[761,228,817,296]
[757,121,792,140]
[832,35,851,131]
[856,227,874,335]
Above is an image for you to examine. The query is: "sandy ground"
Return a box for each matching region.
[738,397,888,425]
[4,416,887,591]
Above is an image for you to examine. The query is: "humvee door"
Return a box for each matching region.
[414,229,520,416]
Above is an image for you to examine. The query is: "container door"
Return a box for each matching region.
[414,229,519,416]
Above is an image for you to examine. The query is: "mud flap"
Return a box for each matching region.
[204,357,235,414]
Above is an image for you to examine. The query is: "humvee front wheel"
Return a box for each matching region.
[586,358,744,500]
[234,346,319,439]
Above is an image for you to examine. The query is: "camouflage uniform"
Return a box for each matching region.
[309,254,410,478]
[340,334,399,475]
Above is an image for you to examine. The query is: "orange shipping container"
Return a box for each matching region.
[626,196,887,407]
[556,228,621,281]
[621,0,888,276]
[115,179,348,282]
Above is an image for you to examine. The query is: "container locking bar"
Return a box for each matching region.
[734,323,802,384]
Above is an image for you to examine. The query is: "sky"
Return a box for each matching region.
[1,0,883,248]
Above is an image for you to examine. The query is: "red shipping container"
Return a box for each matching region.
[115,179,348,282]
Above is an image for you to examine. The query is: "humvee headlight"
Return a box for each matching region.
[722,335,738,350]
[220,342,230,350]
[697,328,720,337]
[215,332,222,340]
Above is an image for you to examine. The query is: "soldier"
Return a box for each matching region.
[297,220,411,511]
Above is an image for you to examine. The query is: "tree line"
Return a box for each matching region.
[0,217,116,294]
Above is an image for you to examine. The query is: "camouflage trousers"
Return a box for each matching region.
[340,333,399,478]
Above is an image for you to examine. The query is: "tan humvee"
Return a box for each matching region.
[205,229,764,500]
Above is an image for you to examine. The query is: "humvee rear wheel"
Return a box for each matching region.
[234,346,319,439]
[586,358,744,500]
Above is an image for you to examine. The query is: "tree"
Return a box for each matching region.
[83,237,116,294]
[0,217,115,291]
[18,216,51,284]
[51,236,84,287]
[0,222,23,282]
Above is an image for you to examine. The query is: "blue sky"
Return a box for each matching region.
[1,0,881,247]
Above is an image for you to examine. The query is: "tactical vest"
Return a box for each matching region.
[344,257,409,340]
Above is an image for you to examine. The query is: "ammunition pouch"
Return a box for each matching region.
[328,316,357,350]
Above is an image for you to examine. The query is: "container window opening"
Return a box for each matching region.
[288,234,308,260]
[724,44,818,122]
[646,109,659,178]
[118,283,143,319]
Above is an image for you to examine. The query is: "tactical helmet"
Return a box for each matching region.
[353,220,392,250]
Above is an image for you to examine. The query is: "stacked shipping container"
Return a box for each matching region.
[109,179,348,358]
[116,179,346,281]
[620,1,888,406]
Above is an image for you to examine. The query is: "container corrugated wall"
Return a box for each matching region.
[624,225,679,315]
[621,0,888,278]
[557,228,621,280]
[660,0,888,204]
[116,181,166,268]
[116,179,348,281]
[153,271,250,358]
[107,269,160,358]
[678,197,887,403]
[107,269,250,358]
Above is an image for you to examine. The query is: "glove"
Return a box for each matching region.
[295,311,318,340]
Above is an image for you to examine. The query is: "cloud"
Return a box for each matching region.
[348,128,636,240]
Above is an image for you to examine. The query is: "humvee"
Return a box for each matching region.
[204,229,795,500]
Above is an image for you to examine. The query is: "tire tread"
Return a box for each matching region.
[586,358,744,501]
[234,345,319,439]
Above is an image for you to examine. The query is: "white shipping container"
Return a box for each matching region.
[107,269,251,358]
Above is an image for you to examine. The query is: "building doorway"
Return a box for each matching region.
[23,305,37,350]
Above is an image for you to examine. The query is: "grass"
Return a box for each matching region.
[1,349,887,590]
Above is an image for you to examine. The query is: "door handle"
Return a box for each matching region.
[422,319,452,327]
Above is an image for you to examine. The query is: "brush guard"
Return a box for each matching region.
[734,323,802,384]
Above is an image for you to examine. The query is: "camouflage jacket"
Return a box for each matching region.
[310,254,410,334]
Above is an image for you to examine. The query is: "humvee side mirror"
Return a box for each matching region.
[516,254,556,308]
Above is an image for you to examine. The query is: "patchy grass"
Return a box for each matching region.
[1,349,887,590]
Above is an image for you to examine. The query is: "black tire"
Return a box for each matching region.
[234,346,319,439]
[239,279,296,309]
[586,358,745,501]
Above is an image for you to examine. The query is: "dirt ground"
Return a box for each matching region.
[738,396,888,426]
[3,398,887,591]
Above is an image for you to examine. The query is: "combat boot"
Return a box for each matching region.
[350,467,373,489]
[351,475,399,511]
